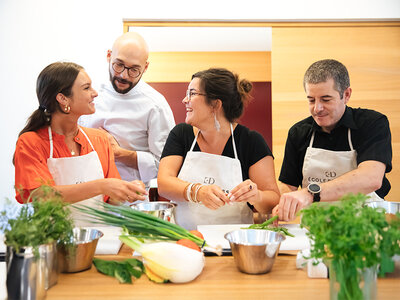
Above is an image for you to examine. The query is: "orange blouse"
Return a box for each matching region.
[14,126,121,203]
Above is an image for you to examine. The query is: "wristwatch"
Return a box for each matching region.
[307,183,321,202]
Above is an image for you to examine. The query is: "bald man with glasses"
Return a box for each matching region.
[80,32,175,186]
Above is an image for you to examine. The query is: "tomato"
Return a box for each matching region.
[176,239,201,252]
[189,230,204,240]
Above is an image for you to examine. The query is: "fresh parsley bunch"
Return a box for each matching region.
[0,185,74,255]
[301,194,400,300]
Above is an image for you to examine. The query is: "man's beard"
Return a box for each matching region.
[109,73,135,94]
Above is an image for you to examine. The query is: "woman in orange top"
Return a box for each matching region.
[14,62,147,224]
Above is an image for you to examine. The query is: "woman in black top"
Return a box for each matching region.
[157,68,279,229]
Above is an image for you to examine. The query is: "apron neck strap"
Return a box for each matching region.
[230,123,238,159]
[79,127,95,151]
[347,128,354,151]
[309,128,354,151]
[47,126,95,159]
[48,126,54,158]
[190,123,238,159]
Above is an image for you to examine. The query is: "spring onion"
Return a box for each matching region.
[75,203,219,253]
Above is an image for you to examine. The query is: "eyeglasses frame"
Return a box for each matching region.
[111,62,142,78]
[186,90,207,101]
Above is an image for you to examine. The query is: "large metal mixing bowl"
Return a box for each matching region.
[58,228,103,273]
[130,201,176,223]
[224,229,285,275]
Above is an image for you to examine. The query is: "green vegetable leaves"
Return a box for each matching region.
[93,258,144,284]
[246,215,295,237]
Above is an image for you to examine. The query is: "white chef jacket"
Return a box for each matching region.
[79,80,175,184]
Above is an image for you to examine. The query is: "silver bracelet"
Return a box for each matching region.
[194,184,203,203]
[186,183,194,202]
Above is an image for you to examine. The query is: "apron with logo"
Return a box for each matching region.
[176,124,253,230]
[47,126,105,227]
[302,129,383,202]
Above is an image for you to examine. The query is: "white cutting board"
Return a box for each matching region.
[197,224,310,252]
[91,226,123,255]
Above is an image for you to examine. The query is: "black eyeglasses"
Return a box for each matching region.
[186,90,207,101]
[112,62,142,78]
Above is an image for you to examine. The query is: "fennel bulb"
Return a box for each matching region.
[120,236,205,283]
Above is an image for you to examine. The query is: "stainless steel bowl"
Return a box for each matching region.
[224,229,285,274]
[130,201,176,223]
[366,201,400,214]
[57,228,103,273]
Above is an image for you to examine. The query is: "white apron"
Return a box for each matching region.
[302,129,383,202]
[176,124,253,230]
[47,127,105,227]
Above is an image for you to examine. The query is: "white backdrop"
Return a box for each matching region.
[0,0,399,208]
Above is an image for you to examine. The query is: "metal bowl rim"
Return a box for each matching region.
[224,229,286,245]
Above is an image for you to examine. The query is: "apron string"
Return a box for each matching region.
[189,123,239,159]
[230,123,238,159]
[48,126,54,158]
[189,129,199,152]
[78,127,96,152]
[309,131,315,147]
[347,128,354,151]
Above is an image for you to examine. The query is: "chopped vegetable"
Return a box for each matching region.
[245,216,295,237]
[120,235,205,283]
[93,258,144,284]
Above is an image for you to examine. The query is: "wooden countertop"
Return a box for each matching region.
[46,246,400,300]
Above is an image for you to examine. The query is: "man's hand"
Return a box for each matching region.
[99,127,138,169]
[99,127,122,157]
[277,189,313,221]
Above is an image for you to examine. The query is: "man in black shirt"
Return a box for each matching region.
[276,59,392,221]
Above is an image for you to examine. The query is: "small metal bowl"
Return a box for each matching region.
[366,201,400,214]
[225,229,285,275]
[130,201,176,223]
[57,228,103,273]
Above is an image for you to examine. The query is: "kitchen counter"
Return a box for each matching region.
[46,246,400,300]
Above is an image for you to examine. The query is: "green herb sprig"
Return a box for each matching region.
[301,193,400,300]
[245,215,295,237]
[0,185,74,255]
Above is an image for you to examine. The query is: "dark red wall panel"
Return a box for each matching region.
[149,82,272,149]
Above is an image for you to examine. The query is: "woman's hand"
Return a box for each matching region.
[228,179,261,205]
[197,184,230,210]
[272,204,279,226]
[102,178,148,204]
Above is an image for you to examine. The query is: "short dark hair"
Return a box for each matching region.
[192,68,252,122]
[303,59,350,98]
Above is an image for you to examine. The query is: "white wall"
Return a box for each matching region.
[0,0,399,208]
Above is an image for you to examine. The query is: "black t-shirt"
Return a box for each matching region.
[161,123,273,181]
[279,106,392,198]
